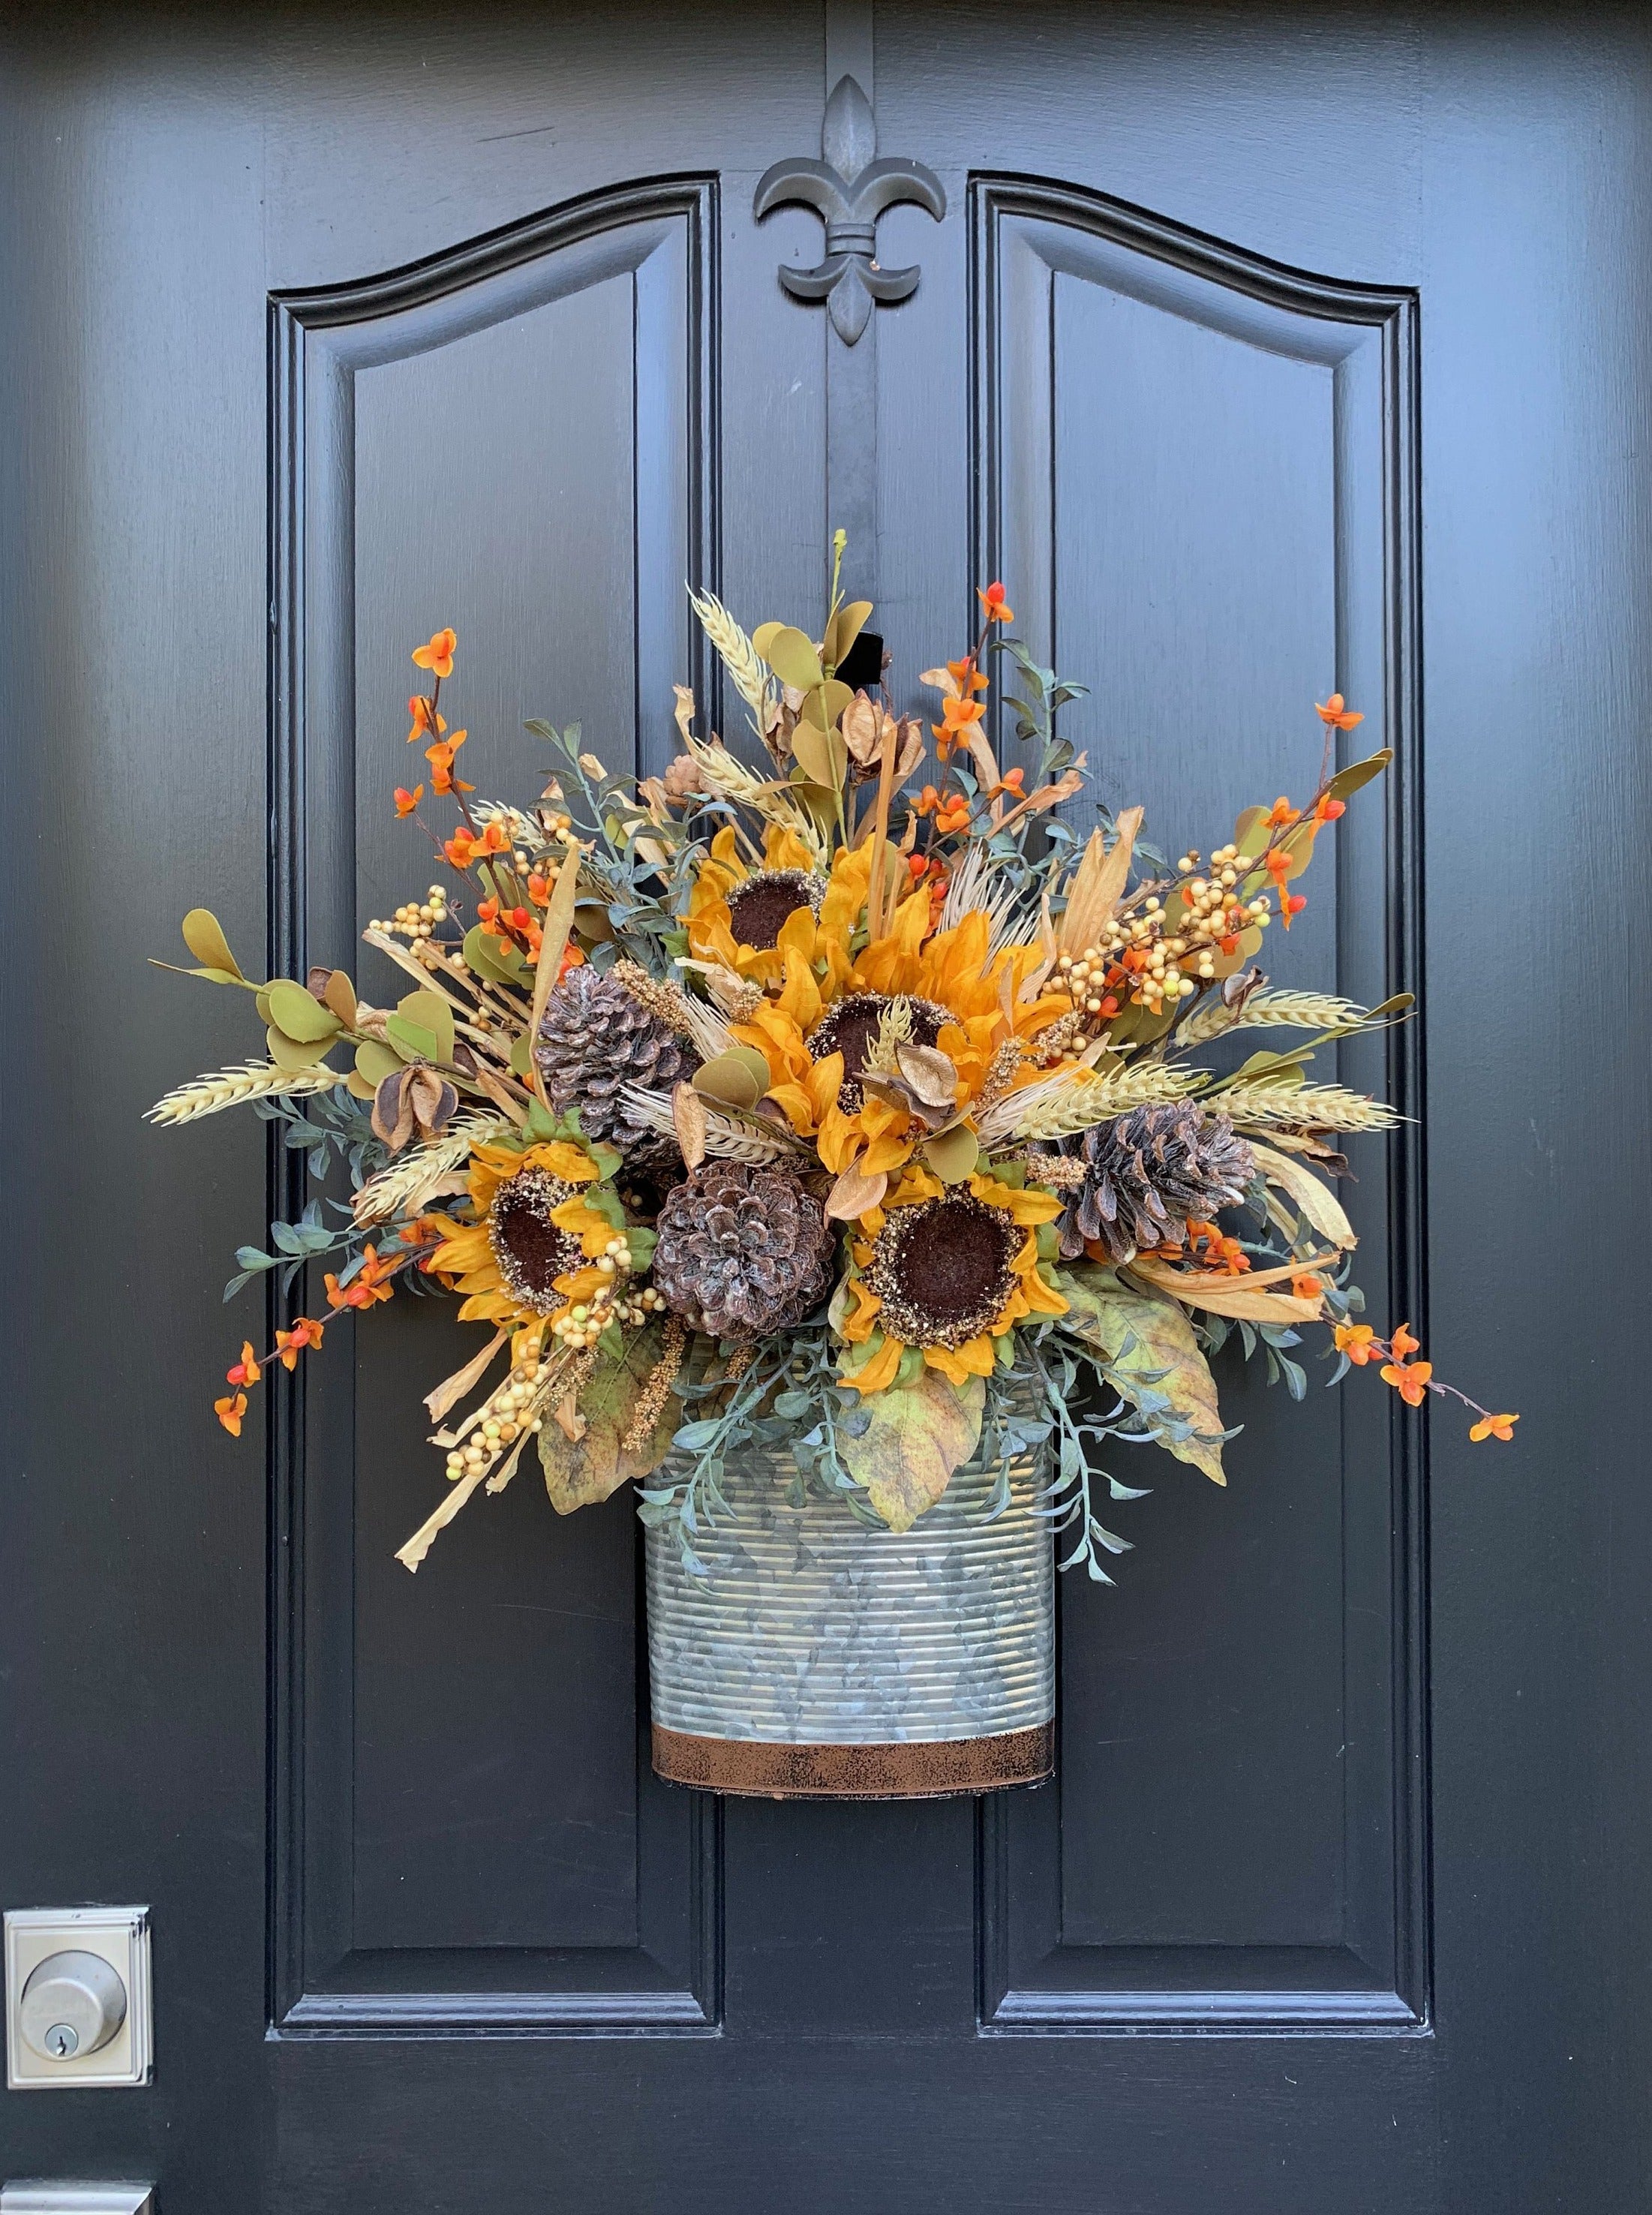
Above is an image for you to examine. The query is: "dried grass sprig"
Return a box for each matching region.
[620,1084,806,1165]
[144,1059,346,1126]
[1221,1083,1401,1132]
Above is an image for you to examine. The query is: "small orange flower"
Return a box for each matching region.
[443,828,476,867]
[913,785,940,817]
[1266,795,1300,828]
[1380,1358,1434,1406]
[989,766,1026,798]
[946,659,990,695]
[1291,1270,1324,1301]
[1281,892,1308,927]
[214,1390,248,1437]
[1335,1322,1378,1365]
[527,872,550,903]
[413,627,457,678]
[226,1341,261,1387]
[1469,1411,1519,1442]
[557,942,584,983]
[476,896,500,926]
[425,732,472,796]
[476,818,510,854]
[1389,1322,1420,1360]
[1314,795,1347,825]
[324,1245,397,1312]
[394,784,424,817]
[1314,691,1364,730]
[275,1317,325,1372]
[977,581,1014,624]
[407,695,447,744]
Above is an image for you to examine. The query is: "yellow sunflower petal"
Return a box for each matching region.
[840,1332,904,1396]
[842,1279,883,1345]
[922,1336,996,1385]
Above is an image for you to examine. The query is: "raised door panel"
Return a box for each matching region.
[269,181,720,2033]
[972,180,1423,2030]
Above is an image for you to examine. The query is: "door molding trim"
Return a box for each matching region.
[266,175,723,2039]
[968,172,1427,2037]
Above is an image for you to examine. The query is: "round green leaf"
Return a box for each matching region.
[182,907,245,981]
[267,1023,331,1071]
[266,979,341,1043]
[728,1044,773,1091]
[692,1053,763,1111]
[396,989,453,1064]
[385,1014,440,1063]
[924,1126,980,1184]
[356,1040,403,1085]
[761,624,824,693]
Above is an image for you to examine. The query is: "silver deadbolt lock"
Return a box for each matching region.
[18,1950,128,2062]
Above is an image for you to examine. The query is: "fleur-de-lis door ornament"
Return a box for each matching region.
[755,74,945,344]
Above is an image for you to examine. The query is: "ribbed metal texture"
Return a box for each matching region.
[645,1437,1054,1746]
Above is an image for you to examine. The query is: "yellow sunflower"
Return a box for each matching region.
[730,844,1072,1183]
[422,1138,616,1327]
[685,823,828,985]
[837,1165,1068,1394]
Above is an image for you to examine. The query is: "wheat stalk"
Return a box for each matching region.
[976,1061,1206,1145]
[144,1059,346,1127]
[1177,989,1374,1047]
[689,588,773,723]
[683,731,827,866]
[621,1084,806,1166]
[1221,1083,1401,1132]
[352,1113,509,1225]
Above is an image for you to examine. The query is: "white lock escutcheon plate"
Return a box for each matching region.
[3,1910,151,2090]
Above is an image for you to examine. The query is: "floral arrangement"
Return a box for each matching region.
[150,546,1515,1582]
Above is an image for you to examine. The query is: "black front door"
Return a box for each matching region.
[4,6,1645,2210]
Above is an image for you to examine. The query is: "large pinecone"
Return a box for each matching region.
[652,1162,837,1342]
[1059,1102,1254,1263]
[534,965,697,1169]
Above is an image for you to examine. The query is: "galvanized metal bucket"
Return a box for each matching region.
[644,1427,1055,1799]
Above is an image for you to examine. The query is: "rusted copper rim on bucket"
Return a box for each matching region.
[651,1722,1054,1799]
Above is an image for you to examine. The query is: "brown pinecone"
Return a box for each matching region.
[651,1162,837,1342]
[534,964,698,1170]
[1059,1101,1254,1263]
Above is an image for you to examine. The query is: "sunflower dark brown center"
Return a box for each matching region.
[725,868,824,951]
[488,1166,583,1313]
[807,993,948,1111]
[869,1194,1021,1348]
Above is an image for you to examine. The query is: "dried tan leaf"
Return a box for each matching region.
[527,847,583,1107]
[1247,1140,1356,1249]
[424,1329,509,1423]
[825,1156,888,1222]
[1059,805,1144,954]
[671,1080,708,1170]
